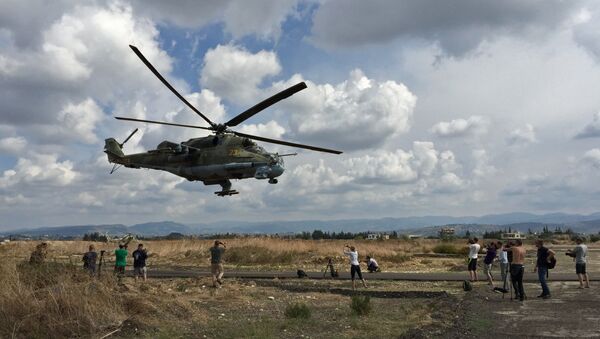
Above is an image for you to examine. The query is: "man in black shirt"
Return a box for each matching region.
[534,239,555,299]
[82,244,97,275]
[132,244,148,281]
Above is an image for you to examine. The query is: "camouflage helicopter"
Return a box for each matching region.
[105,45,342,196]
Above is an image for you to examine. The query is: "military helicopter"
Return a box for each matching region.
[105,45,342,196]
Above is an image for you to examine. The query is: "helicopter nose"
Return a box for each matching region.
[269,164,284,178]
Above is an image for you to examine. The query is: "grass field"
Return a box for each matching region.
[1,238,598,338]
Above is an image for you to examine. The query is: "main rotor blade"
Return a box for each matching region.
[115,117,213,130]
[225,82,307,127]
[129,45,216,128]
[232,131,342,154]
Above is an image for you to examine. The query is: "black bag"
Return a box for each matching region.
[547,256,557,269]
[463,280,472,291]
[297,269,307,278]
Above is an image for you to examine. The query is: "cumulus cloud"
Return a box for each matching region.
[131,0,300,40]
[575,112,600,139]
[310,0,580,56]
[472,149,495,177]
[0,136,27,154]
[430,116,488,138]
[200,44,281,105]
[345,141,457,184]
[281,69,417,151]
[0,153,78,188]
[507,124,537,145]
[238,120,285,139]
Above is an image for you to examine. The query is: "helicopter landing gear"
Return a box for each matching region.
[268,178,278,184]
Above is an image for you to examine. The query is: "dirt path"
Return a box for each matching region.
[460,282,600,338]
[145,269,597,281]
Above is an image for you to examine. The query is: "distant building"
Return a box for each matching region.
[408,235,422,239]
[501,232,526,240]
[366,233,390,240]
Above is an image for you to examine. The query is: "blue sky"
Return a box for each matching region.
[1,0,600,229]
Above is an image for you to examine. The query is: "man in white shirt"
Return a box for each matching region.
[344,245,367,290]
[468,237,481,282]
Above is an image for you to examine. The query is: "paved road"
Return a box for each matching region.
[141,270,597,282]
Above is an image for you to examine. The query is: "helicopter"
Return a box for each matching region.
[104,45,342,196]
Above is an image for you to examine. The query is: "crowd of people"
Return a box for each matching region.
[466,237,591,301]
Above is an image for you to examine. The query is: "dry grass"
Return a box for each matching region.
[0,261,126,338]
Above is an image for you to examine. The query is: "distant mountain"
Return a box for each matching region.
[1,224,128,237]
[129,221,193,236]
[3,212,600,237]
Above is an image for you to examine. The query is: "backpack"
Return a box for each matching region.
[547,256,557,269]
[463,280,472,291]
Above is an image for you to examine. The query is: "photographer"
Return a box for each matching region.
[533,239,555,299]
[343,245,367,290]
[210,240,226,288]
[467,238,480,282]
[497,241,509,291]
[566,238,590,289]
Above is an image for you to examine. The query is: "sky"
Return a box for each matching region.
[1,0,600,229]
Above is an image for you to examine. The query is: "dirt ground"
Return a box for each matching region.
[458,281,600,338]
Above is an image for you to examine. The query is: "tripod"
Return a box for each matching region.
[97,250,106,277]
[322,258,338,278]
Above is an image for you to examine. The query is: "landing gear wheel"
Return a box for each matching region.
[268,178,278,184]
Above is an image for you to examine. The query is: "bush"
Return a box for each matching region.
[350,295,372,316]
[285,302,311,319]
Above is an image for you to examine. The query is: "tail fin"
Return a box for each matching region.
[104,138,125,162]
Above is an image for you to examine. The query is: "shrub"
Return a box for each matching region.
[350,295,371,316]
[285,302,311,319]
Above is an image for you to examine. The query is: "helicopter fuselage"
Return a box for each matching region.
[105,134,284,195]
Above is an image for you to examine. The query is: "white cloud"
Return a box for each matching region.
[200,44,281,105]
[472,149,495,177]
[77,192,103,207]
[238,120,285,139]
[56,98,104,143]
[575,112,600,139]
[345,141,451,184]
[283,69,417,151]
[582,148,600,168]
[507,123,537,145]
[0,136,27,154]
[0,153,78,188]
[430,116,488,137]
[431,173,465,193]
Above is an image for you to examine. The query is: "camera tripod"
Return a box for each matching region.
[322,258,338,278]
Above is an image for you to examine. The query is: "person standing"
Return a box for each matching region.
[132,244,148,282]
[82,244,98,275]
[497,241,509,291]
[344,245,367,290]
[114,244,128,276]
[533,239,555,299]
[467,238,481,282]
[507,240,526,301]
[210,240,226,288]
[567,238,590,289]
[483,242,497,287]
